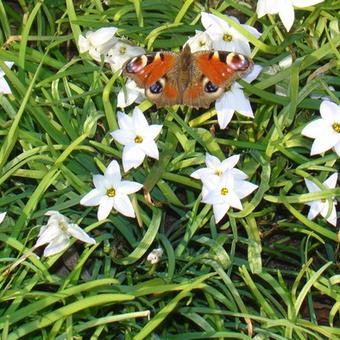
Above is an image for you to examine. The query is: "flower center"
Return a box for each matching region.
[59,221,68,232]
[119,46,127,55]
[214,169,223,176]
[220,187,229,196]
[106,188,116,197]
[332,122,340,133]
[321,198,326,203]
[134,135,143,143]
[199,40,206,47]
[223,33,233,42]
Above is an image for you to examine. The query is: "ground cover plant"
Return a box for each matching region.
[0,0,339,338]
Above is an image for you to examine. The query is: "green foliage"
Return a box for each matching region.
[0,0,339,339]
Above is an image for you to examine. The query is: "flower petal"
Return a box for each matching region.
[307,201,323,220]
[256,0,280,17]
[88,27,118,46]
[323,173,338,189]
[146,124,163,139]
[113,195,136,217]
[35,225,61,247]
[320,202,337,226]
[278,1,295,31]
[304,178,319,193]
[67,224,96,244]
[221,155,240,171]
[319,100,340,123]
[310,135,337,155]
[292,0,324,7]
[97,196,114,220]
[117,180,143,195]
[0,79,12,94]
[122,144,145,172]
[301,119,328,138]
[213,202,229,223]
[43,235,70,257]
[105,160,122,180]
[80,188,104,206]
[234,180,258,199]
[140,140,159,160]
[215,93,235,129]
[0,212,6,224]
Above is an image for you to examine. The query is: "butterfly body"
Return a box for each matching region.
[124,45,253,108]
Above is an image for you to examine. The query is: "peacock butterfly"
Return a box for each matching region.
[123,44,253,108]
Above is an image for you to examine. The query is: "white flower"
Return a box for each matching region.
[256,0,324,32]
[191,153,247,181]
[147,248,163,264]
[111,108,162,172]
[215,64,262,129]
[185,30,213,52]
[80,160,143,220]
[106,41,145,73]
[0,61,14,94]
[201,172,258,223]
[201,12,261,56]
[78,27,118,62]
[35,211,96,257]
[0,212,6,224]
[301,100,340,157]
[304,173,338,226]
[117,79,145,108]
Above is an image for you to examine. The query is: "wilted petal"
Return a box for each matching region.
[88,27,118,46]
[113,195,135,217]
[67,224,96,244]
[78,34,90,53]
[97,196,114,220]
[43,234,70,257]
[35,225,61,247]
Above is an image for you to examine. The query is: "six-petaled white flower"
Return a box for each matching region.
[111,108,162,172]
[78,27,118,62]
[35,211,96,257]
[0,212,6,224]
[185,30,213,52]
[80,160,143,220]
[117,79,145,108]
[304,173,338,226]
[0,61,14,94]
[256,0,324,32]
[215,64,262,129]
[201,171,258,223]
[147,248,163,264]
[201,12,261,56]
[106,41,145,73]
[301,100,340,157]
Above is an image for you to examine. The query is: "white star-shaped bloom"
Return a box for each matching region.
[201,172,258,223]
[304,173,338,226]
[185,30,213,52]
[111,108,162,172]
[35,211,96,257]
[201,12,261,56]
[80,160,143,220]
[215,64,262,129]
[106,41,145,73]
[301,100,340,157]
[117,79,145,108]
[78,27,118,62]
[0,61,14,94]
[256,0,324,32]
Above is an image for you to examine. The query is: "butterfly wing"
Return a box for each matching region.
[183,50,253,108]
[123,52,181,107]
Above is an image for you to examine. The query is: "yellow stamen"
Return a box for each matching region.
[119,46,127,54]
[221,187,229,196]
[134,135,143,143]
[332,122,340,133]
[223,33,233,42]
[106,188,116,197]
